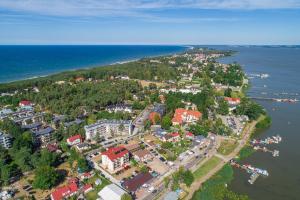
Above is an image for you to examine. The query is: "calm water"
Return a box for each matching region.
[0,45,186,83]
[217,46,300,200]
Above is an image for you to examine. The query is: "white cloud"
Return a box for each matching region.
[0,0,299,18]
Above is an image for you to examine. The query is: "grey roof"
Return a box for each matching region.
[21,122,42,129]
[32,127,54,136]
[85,119,132,130]
[64,118,83,127]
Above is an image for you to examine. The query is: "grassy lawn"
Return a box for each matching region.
[85,174,111,200]
[193,156,222,180]
[217,139,238,156]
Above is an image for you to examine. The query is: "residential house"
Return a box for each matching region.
[50,178,79,200]
[19,100,33,107]
[101,146,130,173]
[67,134,82,146]
[162,133,181,142]
[185,132,195,140]
[132,149,153,162]
[224,97,241,105]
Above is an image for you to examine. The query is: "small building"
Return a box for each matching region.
[224,97,241,105]
[123,172,153,193]
[83,184,93,193]
[101,146,130,173]
[19,100,33,107]
[75,142,90,152]
[67,134,82,146]
[132,149,153,162]
[162,132,181,142]
[98,184,127,200]
[51,178,79,200]
[0,131,13,149]
[185,132,195,140]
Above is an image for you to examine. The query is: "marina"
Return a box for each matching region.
[230,160,269,185]
[251,135,282,145]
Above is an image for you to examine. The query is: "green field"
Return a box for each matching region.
[217,139,238,156]
[193,156,222,180]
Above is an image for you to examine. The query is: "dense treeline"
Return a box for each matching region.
[0,59,178,93]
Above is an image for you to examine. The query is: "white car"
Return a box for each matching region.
[148,186,154,193]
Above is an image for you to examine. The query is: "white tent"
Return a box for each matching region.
[98,184,126,200]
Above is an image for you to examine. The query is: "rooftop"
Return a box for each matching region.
[102,146,129,161]
[123,172,153,192]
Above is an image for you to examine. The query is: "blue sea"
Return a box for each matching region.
[0,45,186,83]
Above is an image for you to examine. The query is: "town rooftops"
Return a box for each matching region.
[123,172,153,192]
[102,146,129,161]
[172,108,202,124]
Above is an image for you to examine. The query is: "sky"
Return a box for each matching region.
[0,0,299,45]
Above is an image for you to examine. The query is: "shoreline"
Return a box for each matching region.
[0,45,188,84]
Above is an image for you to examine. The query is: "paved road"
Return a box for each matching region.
[183,120,258,200]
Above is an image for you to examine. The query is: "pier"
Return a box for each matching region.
[249,97,298,103]
[252,145,279,157]
[230,160,269,184]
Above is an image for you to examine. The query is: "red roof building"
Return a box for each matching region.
[50,181,79,200]
[19,100,33,107]
[172,108,202,125]
[224,97,241,105]
[185,132,195,140]
[101,146,130,173]
[162,132,181,142]
[67,134,82,146]
[83,184,93,193]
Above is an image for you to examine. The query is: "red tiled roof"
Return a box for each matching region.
[186,132,194,137]
[83,184,93,192]
[224,97,241,102]
[172,108,202,124]
[51,182,78,200]
[170,132,180,137]
[102,146,129,161]
[19,100,32,106]
[67,134,82,143]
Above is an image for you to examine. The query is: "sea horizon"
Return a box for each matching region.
[0,45,187,84]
